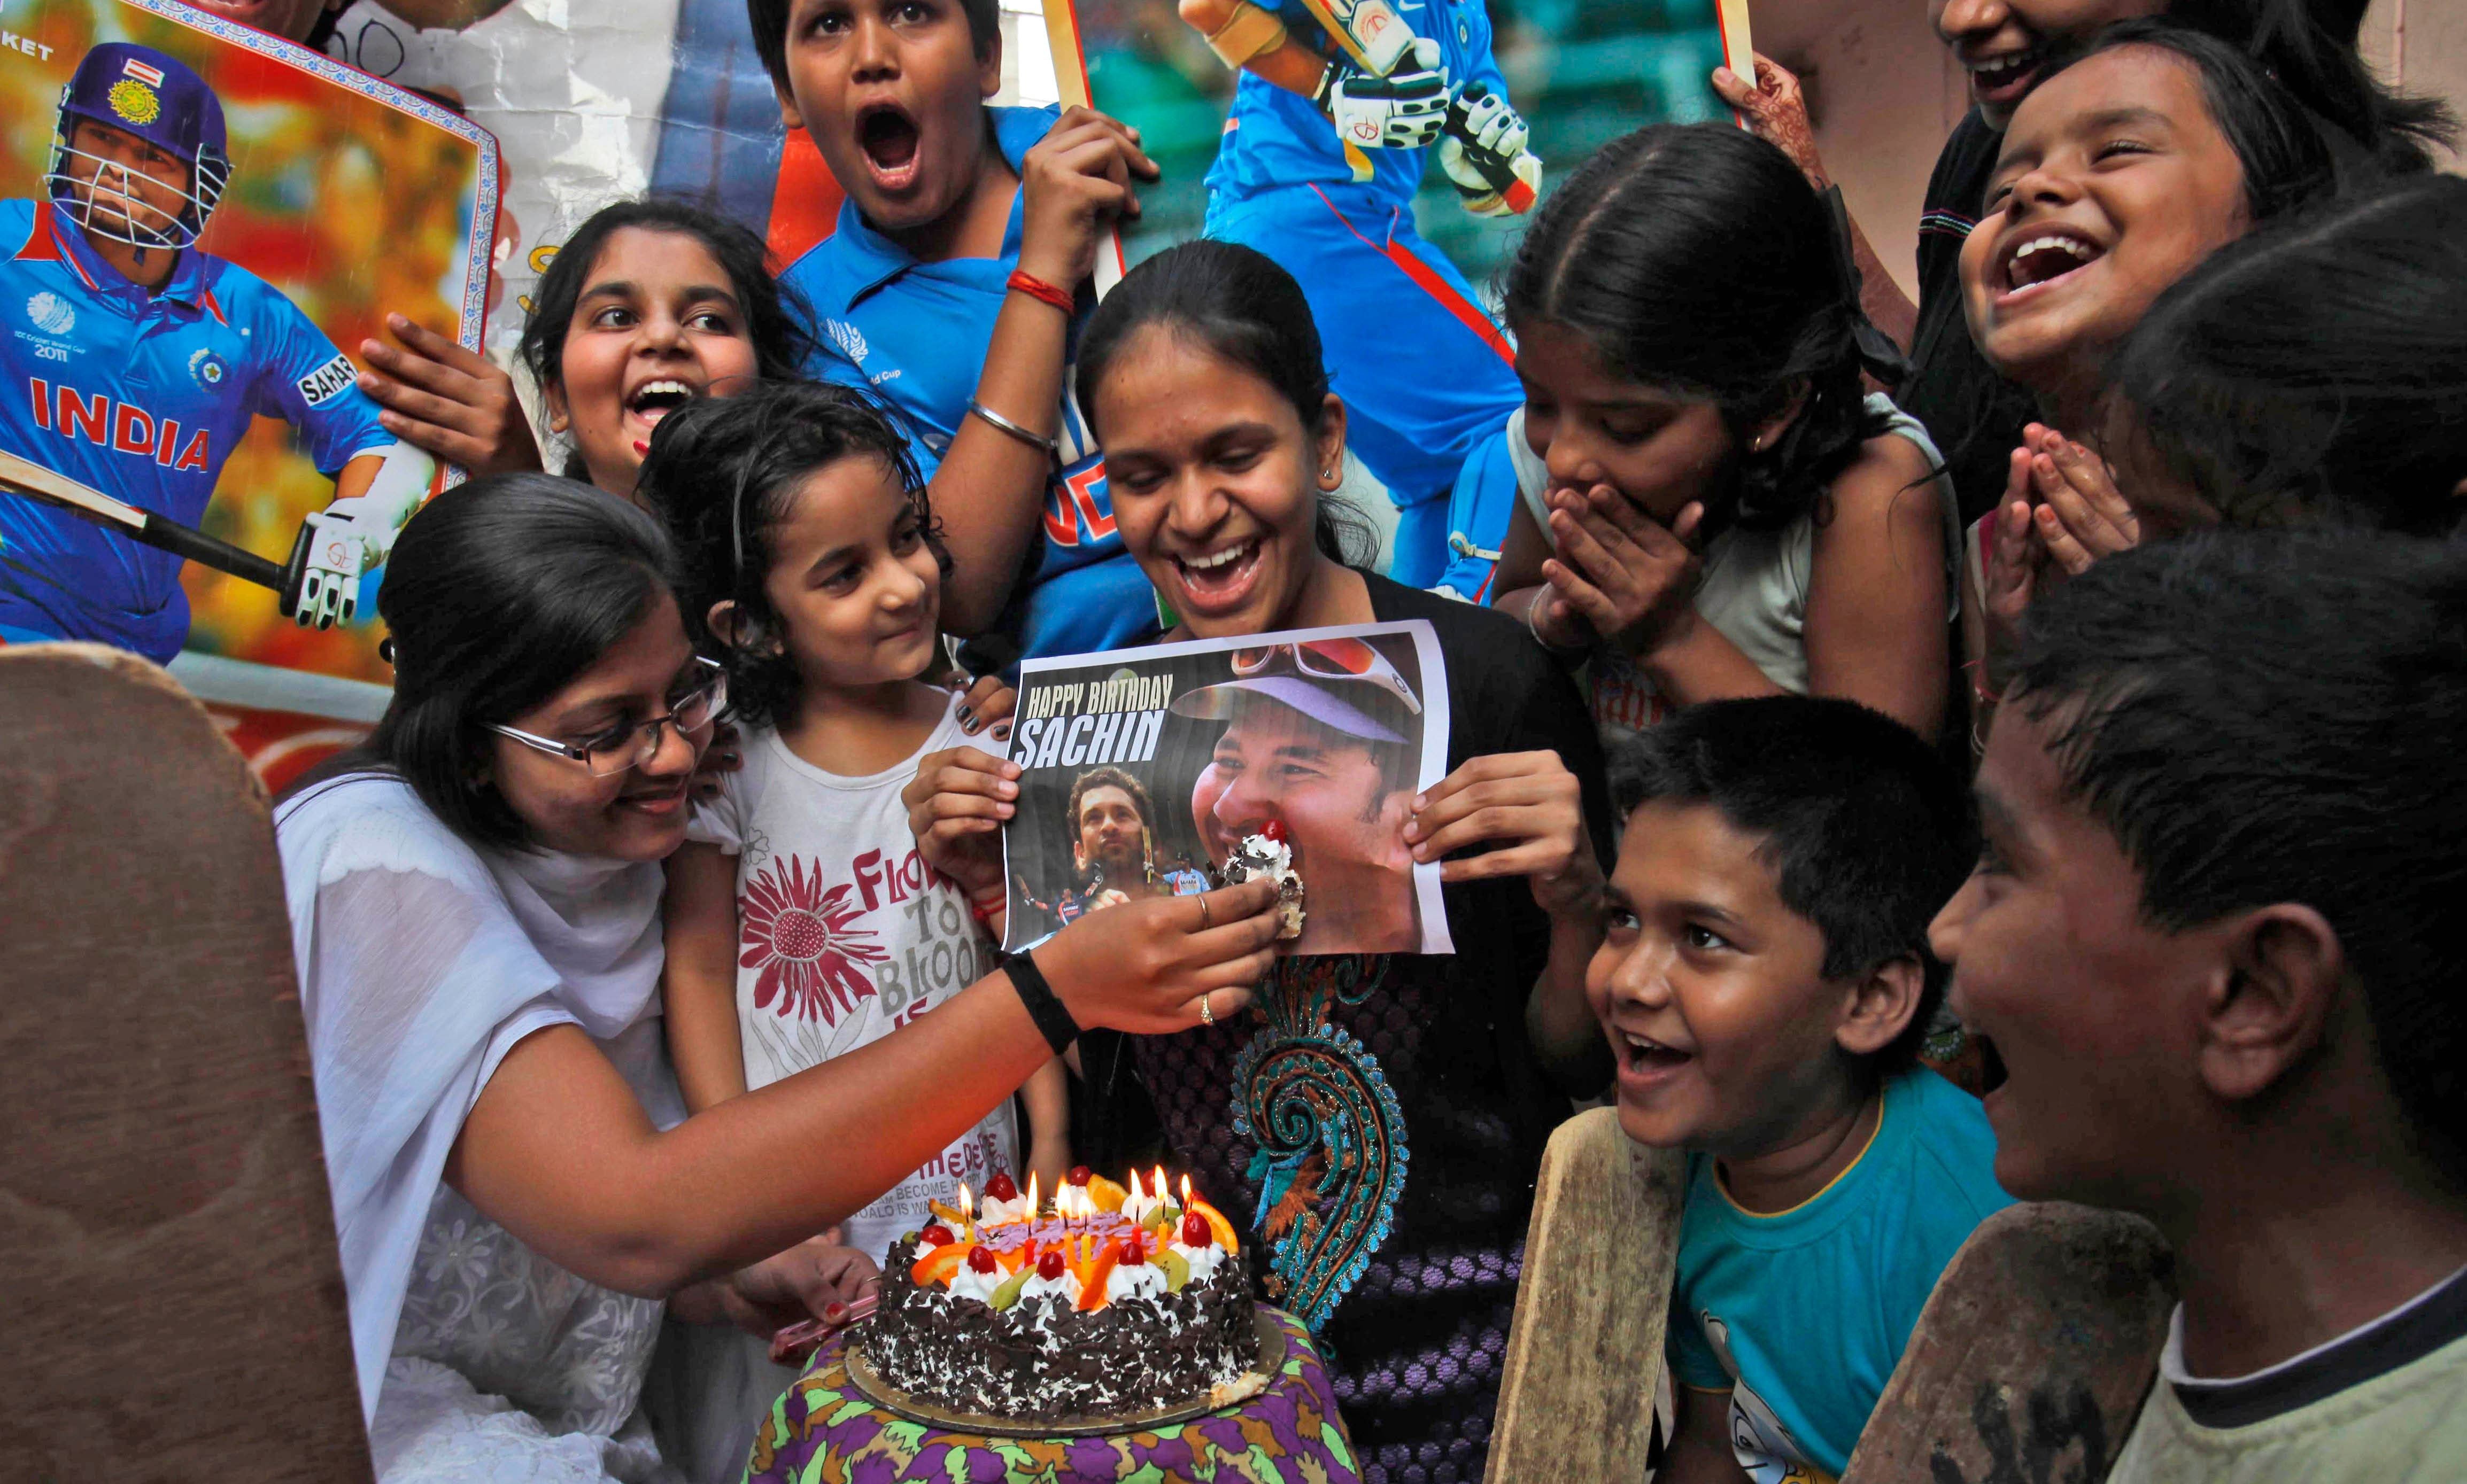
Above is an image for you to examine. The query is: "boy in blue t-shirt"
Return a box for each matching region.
[1575,696,2010,1482]
[745,0,1159,662]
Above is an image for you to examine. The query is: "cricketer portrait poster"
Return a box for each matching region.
[0,0,495,784]
[1000,620,1454,958]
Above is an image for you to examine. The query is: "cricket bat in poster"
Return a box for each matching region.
[0,448,303,602]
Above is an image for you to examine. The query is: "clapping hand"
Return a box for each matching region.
[2021,423,2139,575]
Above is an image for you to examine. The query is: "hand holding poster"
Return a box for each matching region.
[1001,619,1452,957]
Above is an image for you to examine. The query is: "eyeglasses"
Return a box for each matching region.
[489,657,728,777]
[1230,639,1422,714]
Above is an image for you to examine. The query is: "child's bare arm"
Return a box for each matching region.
[1802,434,1951,739]
[1020,1056,1072,1194]
[935,110,1156,636]
[663,842,748,1114]
[1660,1385,1752,1484]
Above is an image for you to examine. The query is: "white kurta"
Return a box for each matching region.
[277,773,688,1482]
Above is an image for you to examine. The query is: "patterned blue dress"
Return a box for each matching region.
[1135,574,1612,1482]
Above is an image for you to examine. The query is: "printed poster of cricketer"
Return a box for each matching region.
[1000,619,1454,958]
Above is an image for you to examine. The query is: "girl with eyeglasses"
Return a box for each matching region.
[907,240,1614,1482]
[273,473,1281,1481]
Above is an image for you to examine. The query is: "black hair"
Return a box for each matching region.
[289,475,686,851]
[2008,529,2467,1184]
[2108,174,2467,537]
[636,379,942,730]
[1076,239,1378,568]
[2039,21,2339,224]
[1610,696,1977,1073]
[748,0,1001,96]
[2166,0,2455,174]
[1502,124,1893,541]
[515,197,816,481]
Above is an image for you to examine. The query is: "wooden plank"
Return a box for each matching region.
[0,643,372,1482]
[1491,1106,1687,1483]
[1844,1202,2175,1484]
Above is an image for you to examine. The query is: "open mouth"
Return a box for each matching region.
[626,378,697,430]
[1172,538,1263,613]
[1967,45,2043,105]
[1998,231,2104,300]
[856,103,923,190]
[1614,1029,1692,1080]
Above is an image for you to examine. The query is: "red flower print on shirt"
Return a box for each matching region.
[739,856,888,1024]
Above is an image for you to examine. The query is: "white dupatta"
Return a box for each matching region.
[275,773,669,1428]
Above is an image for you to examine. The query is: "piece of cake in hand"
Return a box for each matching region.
[863,1169,1260,1421]
[1221,820,1306,939]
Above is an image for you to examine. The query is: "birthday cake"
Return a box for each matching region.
[1221,822,1306,940]
[863,1167,1259,1420]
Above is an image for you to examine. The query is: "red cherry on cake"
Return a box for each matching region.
[1067,1165,1092,1186]
[1180,1211,1210,1248]
[966,1245,999,1274]
[985,1172,1019,1203]
[921,1224,955,1247]
[1036,1249,1067,1281]
[1116,1236,1146,1267]
[1259,819,1287,843]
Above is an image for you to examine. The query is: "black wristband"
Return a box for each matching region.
[1002,949,1080,1056]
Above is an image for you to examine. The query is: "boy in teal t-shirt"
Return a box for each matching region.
[1666,1065,2010,1478]
[1576,697,2011,1482]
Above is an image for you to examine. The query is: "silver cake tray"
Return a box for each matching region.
[841,1307,1286,1438]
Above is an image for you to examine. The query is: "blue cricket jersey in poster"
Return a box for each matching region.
[1202,0,1510,208]
[0,198,390,661]
[782,105,1159,665]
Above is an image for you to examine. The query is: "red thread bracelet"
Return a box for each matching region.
[1007,269,1075,316]
[968,887,1007,925]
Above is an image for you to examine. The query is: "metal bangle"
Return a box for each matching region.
[968,399,1058,457]
[1524,597,1588,658]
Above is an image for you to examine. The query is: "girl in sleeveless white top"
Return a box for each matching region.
[276,477,1290,1482]
[1487,125,1955,747]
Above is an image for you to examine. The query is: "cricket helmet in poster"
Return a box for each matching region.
[45,40,231,248]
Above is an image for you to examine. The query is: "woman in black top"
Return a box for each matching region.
[1713,0,2450,525]
[908,240,1614,1484]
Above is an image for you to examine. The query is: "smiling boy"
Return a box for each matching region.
[1587,696,2006,1482]
[748,0,1161,661]
[1930,530,2467,1482]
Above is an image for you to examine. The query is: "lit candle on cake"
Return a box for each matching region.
[958,1182,974,1239]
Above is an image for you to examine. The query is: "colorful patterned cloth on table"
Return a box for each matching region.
[744,1308,1358,1483]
